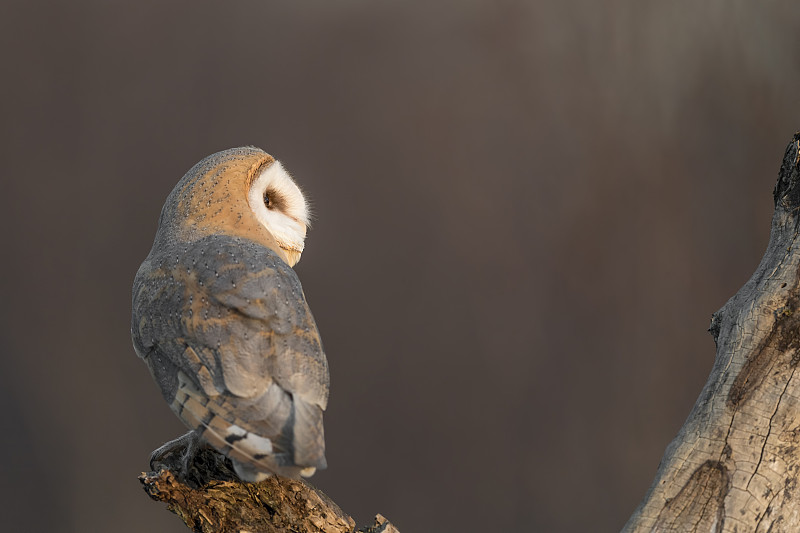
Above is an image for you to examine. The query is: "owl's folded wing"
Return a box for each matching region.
[132,235,328,473]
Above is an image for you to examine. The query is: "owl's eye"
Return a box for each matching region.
[264,190,284,211]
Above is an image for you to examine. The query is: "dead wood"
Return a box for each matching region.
[624,133,800,532]
[139,441,398,533]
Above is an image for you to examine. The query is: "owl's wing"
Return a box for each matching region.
[132,235,328,477]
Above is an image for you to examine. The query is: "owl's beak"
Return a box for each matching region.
[273,222,305,267]
[281,247,303,267]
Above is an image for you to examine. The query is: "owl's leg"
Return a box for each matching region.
[149,430,204,473]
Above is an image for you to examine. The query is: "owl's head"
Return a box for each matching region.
[246,160,309,267]
[157,147,311,268]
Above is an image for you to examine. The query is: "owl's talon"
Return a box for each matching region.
[149,430,202,473]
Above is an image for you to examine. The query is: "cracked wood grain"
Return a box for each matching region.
[652,461,728,532]
[623,133,800,532]
[139,440,399,533]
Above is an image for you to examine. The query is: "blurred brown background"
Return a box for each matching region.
[2,1,800,531]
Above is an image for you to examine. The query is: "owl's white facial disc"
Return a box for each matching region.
[247,161,309,267]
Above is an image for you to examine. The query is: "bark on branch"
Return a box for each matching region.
[624,133,800,532]
[139,443,399,533]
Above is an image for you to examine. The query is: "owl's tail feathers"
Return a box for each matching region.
[291,397,327,471]
[173,371,320,480]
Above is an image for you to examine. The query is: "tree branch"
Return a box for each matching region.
[139,443,399,533]
[624,133,800,532]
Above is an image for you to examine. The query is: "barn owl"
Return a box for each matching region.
[131,147,328,481]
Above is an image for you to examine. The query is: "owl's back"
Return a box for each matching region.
[132,234,328,478]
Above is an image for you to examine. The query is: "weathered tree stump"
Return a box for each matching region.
[139,441,398,533]
[624,133,800,532]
